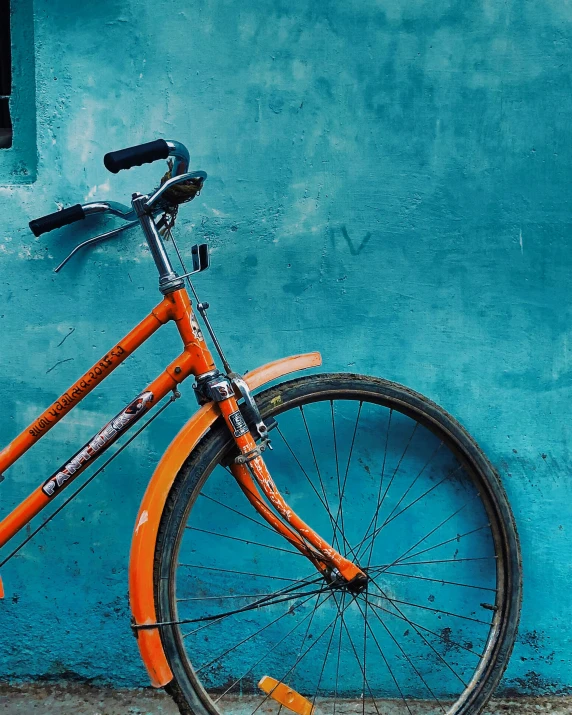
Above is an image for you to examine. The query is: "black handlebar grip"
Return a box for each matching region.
[103,139,170,174]
[29,204,86,237]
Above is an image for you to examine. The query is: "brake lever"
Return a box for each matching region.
[145,171,207,209]
[54,171,207,273]
[54,220,140,273]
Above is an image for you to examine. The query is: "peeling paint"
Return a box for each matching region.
[135,510,148,533]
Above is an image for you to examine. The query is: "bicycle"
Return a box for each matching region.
[0,138,521,715]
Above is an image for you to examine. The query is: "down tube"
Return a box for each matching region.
[0,360,188,549]
[0,301,172,473]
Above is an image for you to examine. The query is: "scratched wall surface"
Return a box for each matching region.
[0,0,570,694]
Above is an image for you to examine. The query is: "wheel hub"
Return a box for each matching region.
[327,567,369,595]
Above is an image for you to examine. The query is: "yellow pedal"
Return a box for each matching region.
[258,675,314,715]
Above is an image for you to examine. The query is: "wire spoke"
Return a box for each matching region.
[382,569,497,593]
[368,579,492,626]
[275,424,353,555]
[382,465,463,529]
[370,556,497,568]
[324,403,361,561]
[300,405,336,526]
[374,494,480,576]
[180,574,316,639]
[199,492,281,538]
[396,524,491,566]
[334,592,383,715]
[331,400,342,549]
[357,408,392,567]
[275,426,330,515]
[381,440,444,530]
[185,525,302,556]
[331,401,363,552]
[213,590,334,704]
[196,587,331,676]
[358,595,447,713]
[177,563,318,582]
[177,584,326,632]
[177,590,306,603]
[359,597,485,659]
[299,406,356,557]
[367,579,470,688]
[372,422,419,522]
[287,587,333,686]
[311,596,340,709]
[365,599,469,688]
[333,592,345,715]
[355,421,421,562]
[250,594,354,715]
[356,421,419,564]
[356,596,445,712]
[362,595,368,715]
[222,465,324,563]
[357,465,463,558]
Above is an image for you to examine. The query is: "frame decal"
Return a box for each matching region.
[29,346,127,439]
[42,391,154,497]
[228,409,249,438]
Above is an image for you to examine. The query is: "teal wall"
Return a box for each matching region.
[0,0,571,693]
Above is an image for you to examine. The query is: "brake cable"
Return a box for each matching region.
[162,209,233,375]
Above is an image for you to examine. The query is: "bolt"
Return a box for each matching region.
[174,366,182,375]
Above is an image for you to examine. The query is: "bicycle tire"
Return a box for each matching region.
[154,373,522,715]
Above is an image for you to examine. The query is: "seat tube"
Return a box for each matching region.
[132,194,184,295]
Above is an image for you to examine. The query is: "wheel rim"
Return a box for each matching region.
[166,389,513,715]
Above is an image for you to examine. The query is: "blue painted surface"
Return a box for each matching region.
[0,0,570,695]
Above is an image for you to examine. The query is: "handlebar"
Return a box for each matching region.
[104,139,169,174]
[27,139,206,283]
[28,139,191,237]
[104,139,189,176]
[29,200,136,237]
[29,204,86,237]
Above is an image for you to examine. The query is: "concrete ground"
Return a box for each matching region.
[0,684,177,714]
[0,684,571,714]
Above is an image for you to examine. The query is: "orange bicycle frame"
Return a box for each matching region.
[0,285,363,687]
[12,139,365,688]
[0,288,215,548]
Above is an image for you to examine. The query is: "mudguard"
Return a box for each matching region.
[129,352,322,687]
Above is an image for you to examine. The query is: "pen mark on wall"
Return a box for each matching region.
[57,327,75,347]
[336,225,372,256]
[46,358,74,375]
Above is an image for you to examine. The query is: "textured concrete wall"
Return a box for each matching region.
[0,0,571,693]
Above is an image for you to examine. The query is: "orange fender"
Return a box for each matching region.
[129,352,322,687]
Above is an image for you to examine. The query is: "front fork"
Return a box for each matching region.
[197,373,366,586]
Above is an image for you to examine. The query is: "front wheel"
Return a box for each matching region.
[154,373,521,715]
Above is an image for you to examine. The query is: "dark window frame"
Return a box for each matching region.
[0,0,36,183]
[0,0,13,149]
